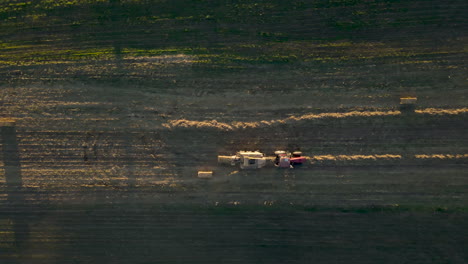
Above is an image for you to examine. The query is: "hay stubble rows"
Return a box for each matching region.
[1,0,468,263]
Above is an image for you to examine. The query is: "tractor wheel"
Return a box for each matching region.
[275,150,286,155]
[292,151,302,157]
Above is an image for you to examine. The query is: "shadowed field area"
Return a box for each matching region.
[1,205,468,264]
[1,0,468,263]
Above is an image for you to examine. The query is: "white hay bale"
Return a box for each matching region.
[400,97,417,105]
[198,171,213,178]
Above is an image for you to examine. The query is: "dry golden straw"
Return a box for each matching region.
[163,108,468,131]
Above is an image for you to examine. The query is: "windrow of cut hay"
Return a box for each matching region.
[310,154,402,166]
[309,153,468,166]
[415,108,468,115]
[163,108,468,131]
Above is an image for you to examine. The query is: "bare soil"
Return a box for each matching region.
[1,0,467,263]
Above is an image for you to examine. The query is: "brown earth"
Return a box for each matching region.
[1,0,468,263]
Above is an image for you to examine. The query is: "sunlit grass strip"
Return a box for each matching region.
[0,118,16,126]
[265,41,462,62]
[1,41,461,67]
[0,219,14,249]
[0,46,196,63]
[122,47,194,56]
[0,47,116,62]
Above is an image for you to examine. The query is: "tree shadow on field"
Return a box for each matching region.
[1,124,30,262]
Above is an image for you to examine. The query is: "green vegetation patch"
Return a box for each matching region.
[0,0,465,87]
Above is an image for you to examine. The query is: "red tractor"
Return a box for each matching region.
[274,151,306,168]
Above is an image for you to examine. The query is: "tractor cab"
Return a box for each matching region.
[274,150,306,168]
[274,151,291,168]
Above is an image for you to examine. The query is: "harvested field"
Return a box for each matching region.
[1,0,468,263]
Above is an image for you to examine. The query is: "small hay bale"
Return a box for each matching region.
[400,97,417,105]
[400,97,417,112]
[198,171,213,179]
